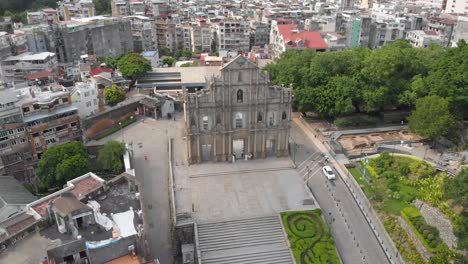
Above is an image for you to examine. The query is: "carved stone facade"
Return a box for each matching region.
[185,55,292,164]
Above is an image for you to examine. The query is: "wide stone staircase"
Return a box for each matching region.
[197,215,294,264]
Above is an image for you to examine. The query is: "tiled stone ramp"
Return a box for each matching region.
[197,215,294,264]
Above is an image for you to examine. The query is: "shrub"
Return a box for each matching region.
[104,84,126,106]
[402,206,422,220]
[427,234,434,240]
[423,229,431,237]
[429,240,439,248]
[333,118,353,127]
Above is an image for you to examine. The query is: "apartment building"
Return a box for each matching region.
[214,19,250,52]
[0,90,34,181]
[156,19,178,51]
[190,19,213,52]
[427,16,456,47]
[69,81,99,118]
[1,52,58,81]
[16,84,81,160]
[368,20,405,49]
[0,17,13,34]
[58,0,96,21]
[179,25,193,51]
[270,21,327,59]
[26,9,60,24]
[127,15,158,52]
[50,17,133,64]
[406,30,442,47]
[445,0,468,13]
[250,22,270,49]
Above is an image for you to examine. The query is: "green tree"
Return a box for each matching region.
[104,84,126,106]
[103,55,123,70]
[36,142,90,188]
[444,169,468,250]
[98,140,126,174]
[117,53,151,82]
[94,0,111,15]
[159,47,171,56]
[162,57,176,67]
[408,96,458,140]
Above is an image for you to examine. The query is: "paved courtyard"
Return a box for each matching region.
[173,140,317,223]
[0,232,50,264]
[88,115,182,264]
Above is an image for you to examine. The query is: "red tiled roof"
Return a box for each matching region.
[70,177,103,200]
[90,67,113,77]
[33,197,57,217]
[25,70,54,80]
[278,24,328,50]
[0,213,37,242]
[424,30,439,36]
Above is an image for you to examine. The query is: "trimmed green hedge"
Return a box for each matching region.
[334,116,379,127]
[281,210,340,264]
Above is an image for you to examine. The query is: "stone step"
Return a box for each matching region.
[198,225,281,238]
[202,250,293,264]
[200,237,285,252]
[198,220,281,234]
[199,232,284,244]
[197,215,279,229]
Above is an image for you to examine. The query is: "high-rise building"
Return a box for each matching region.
[445,0,468,14]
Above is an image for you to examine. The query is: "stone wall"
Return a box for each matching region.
[397,216,432,261]
[414,199,458,250]
[88,235,138,263]
[173,222,195,263]
[81,99,140,130]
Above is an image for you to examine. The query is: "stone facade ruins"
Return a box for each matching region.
[184,55,292,164]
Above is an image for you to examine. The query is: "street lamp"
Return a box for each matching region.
[119,121,124,143]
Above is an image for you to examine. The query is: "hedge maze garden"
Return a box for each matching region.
[281,209,340,264]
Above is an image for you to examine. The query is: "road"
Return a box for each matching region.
[290,121,391,264]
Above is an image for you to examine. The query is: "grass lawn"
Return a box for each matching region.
[348,168,374,197]
[383,199,408,215]
[281,210,340,264]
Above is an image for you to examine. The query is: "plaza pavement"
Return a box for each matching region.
[88,115,182,264]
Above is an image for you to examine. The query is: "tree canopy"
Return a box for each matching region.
[443,169,468,250]
[104,84,126,106]
[36,142,90,188]
[408,96,458,140]
[264,40,467,121]
[162,57,176,67]
[117,53,152,81]
[98,140,126,174]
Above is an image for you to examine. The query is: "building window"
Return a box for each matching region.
[17,127,25,133]
[62,97,69,103]
[237,89,243,103]
[33,104,40,110]
[84,91,90,97]
[216,114,221,125]
[235,113,243,128]
[86,101,91,107]
[202,116,209,130]
[258,112,263,122]
[238,71,242,82]
[282,111,287,120]
[22,107,30,113]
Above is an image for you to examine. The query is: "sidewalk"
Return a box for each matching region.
[293,116,403,264]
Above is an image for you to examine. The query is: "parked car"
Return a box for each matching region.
[322,166,336,180]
